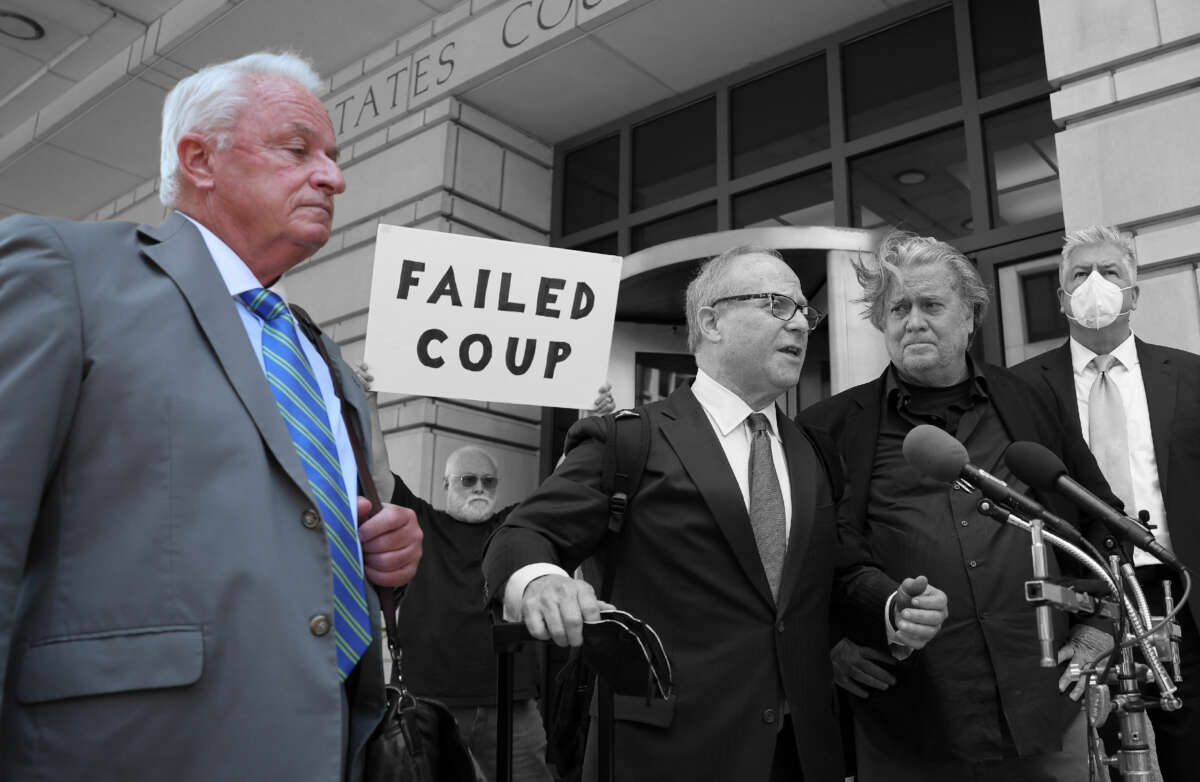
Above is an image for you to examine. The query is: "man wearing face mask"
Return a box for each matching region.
[1013,224,1200,781]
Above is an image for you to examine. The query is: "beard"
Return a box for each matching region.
[452,495,496,523]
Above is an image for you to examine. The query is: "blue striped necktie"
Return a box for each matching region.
[239,288,371,681]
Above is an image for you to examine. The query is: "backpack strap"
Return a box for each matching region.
[596,408,651,602]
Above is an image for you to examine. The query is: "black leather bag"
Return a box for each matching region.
[544,610,674,780]
[546,648,592,777]
[364,653,484,782]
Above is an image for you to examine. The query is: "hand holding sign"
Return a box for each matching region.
[365,226,621,408]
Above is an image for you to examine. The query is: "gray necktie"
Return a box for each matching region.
[1088,354,1134,511]
[747,413,786,601]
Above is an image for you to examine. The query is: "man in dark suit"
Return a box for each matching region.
[1012,224,1200,781]
[482,246,949,782]
[0,52,422,780]
[799,231,1118,782]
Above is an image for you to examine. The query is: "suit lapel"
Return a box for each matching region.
[138,213,313,501]
[1041,343,1082,436]
[326,338,371,456]
[839,379,884,525]
[777,416,816,611]
[1138,339,1177,481]
[988,365,1044,445]
[659,388,775,607]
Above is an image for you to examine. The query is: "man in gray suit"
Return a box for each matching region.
[0,52,422,780]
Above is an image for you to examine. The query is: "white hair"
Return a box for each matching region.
[1060,225,1137,285]
[159,51,324,208]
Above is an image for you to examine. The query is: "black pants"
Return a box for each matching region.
[769,715,804,782]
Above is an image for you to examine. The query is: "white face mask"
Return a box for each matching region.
[1066,269,1132,329]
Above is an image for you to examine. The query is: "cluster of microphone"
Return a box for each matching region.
[902,425,1187,777]
[901,424,1184,572]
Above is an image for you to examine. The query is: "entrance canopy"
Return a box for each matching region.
[613,225,889,401]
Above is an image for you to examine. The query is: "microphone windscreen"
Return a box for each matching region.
[902,424,968,483]
[1005,441,1067,491]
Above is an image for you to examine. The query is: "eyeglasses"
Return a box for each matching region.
[709,293,825,328]
[447,473,498,491]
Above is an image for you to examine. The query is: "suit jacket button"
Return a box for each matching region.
[762,708,777,724]
[309,614,332,636]
[775,620,785,633]
[301,509,321,529]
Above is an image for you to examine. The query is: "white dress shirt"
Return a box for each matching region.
[1070,334,1172,566]
[181,213,363,565]
[502,369,793,616]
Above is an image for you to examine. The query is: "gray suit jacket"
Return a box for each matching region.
[0,212,385,780]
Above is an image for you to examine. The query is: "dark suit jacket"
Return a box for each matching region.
[1012,338,1200,627]
[482,385,894,782]
[797,363,1118,759]
[0,213,385,781]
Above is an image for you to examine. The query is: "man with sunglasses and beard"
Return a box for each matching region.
[357,366,613,782]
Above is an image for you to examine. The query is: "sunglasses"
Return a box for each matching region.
[447,473,498,491]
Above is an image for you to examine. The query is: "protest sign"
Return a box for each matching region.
[364,225,622,408]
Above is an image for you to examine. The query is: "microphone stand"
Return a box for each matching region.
[1029,514,1057,667]
[972,498,1185,781]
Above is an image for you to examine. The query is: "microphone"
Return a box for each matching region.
[1005,441,1184,571]
[901,425,1086,549]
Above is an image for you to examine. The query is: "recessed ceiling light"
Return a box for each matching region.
[0,11,44,41]
[895,169,927,185]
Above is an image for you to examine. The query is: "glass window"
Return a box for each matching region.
[633,99,716,210]
[561,135,619,235]
[731,56,829,179]
[842,7,961,140]
[984,100,1060,228]
[1021,269,1067,342]
[972,0,1046,96]
[571,234,619,255]
[636,352,697,406]
[631,203,717,251]
[733,169,834,228]
[850,126,971,239]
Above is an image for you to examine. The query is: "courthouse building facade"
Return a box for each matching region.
[2,0,1199,500]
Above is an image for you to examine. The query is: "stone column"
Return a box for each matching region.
[1041,0,1200,352]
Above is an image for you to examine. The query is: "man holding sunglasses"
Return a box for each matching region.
[484,245,948,782]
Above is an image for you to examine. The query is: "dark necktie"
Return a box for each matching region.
[747,413,786,601]
[239,288,371,681]
[1088,353,1133,511]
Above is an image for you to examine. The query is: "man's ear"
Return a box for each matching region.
[1129,284,1140,312]
[696,305,723,344]
[1057,286,1069,316]
[177,132,217,192]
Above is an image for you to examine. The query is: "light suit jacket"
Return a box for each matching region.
[0,212,384,781]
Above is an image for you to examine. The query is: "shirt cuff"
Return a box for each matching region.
[885,591,913,661]
[502,562,571,622]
